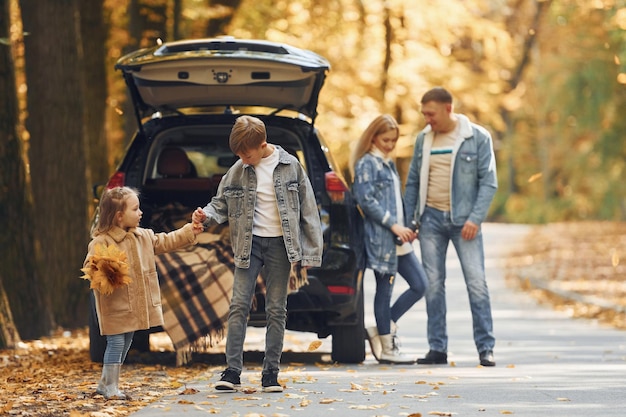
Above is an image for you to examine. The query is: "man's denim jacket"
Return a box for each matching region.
[201,145,323,269]
[353,152,402,274]
[404,114,497,227]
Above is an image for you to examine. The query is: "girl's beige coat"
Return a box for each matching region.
[84,224,196,336]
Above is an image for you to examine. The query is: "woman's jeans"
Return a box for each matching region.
[374,251,428,335]
[419,206,495,353]
[104,332,134,364]
[225,235,291,375]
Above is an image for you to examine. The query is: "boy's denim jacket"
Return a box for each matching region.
[352,152,402,274]
[201,145,322,269]
[404,114,498,227]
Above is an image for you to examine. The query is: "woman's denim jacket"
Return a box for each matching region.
[353,152,402,274]
[201,145,322,269]
[404,113,497,227]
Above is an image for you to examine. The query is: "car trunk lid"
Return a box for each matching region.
[115,38,330,128]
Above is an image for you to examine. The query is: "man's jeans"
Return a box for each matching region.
[225,235,291,374]
[374,252,428,335]
[419,206,495,353]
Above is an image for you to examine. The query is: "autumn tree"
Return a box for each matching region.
[503,1,626,222]
[21,0,91,328]
[0,0,52,342]
[79,0,110,195]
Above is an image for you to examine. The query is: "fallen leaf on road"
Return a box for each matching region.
[319,398,342,404]
[306,340,322,351]
[177,399,194,404]
[180,387,199,395]
[350,382,365,390]
[291,375,317,384]
[284,393,306,399]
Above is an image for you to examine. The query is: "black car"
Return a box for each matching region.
[89,37,366,364]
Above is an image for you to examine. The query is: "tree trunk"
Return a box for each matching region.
[118,0,170,147]
[117,0,141,145]
[21,0,91,328]
[79,0,109,196]
[0,275,21,349]
[172,0,182,40]
[0,0,53,341]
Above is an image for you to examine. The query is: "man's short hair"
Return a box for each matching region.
[229,115,267,154]
[421,87,453,105]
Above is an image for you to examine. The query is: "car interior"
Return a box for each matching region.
[140,124,306,232]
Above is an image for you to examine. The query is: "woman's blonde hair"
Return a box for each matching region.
[349,114,399,177]
[93,186,139,237]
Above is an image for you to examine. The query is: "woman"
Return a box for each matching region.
[350,114,428,364]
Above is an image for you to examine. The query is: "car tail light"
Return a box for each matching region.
[325,171,347,202]
[105,171,125,189]
[326,285,355,295]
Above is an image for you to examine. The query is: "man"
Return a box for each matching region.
[404,87,498,367]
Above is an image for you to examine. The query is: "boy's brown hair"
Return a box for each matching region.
[229,115,267,154]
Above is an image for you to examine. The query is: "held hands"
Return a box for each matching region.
[191,207,207,234]
[191,221,204,234]
[392,224,418,244]
[193,207,207,223]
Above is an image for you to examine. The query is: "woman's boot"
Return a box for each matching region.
[379,334,415,364]
[365,326,382,361]
[96,363,127,400]
[367,321,398,361]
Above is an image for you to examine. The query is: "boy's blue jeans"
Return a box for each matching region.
[419,206,495,354]
[374,251,428,335]
[225,235,291,375]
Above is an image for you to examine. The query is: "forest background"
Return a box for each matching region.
[0,0,625,348]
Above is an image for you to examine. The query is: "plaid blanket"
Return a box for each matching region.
[152,202,307,365]
[157,236,233,365]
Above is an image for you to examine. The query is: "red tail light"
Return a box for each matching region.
[326,285,355,295]
[105,171,125,189]
[325,171,348,202]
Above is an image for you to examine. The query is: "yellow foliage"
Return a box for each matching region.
[81,243,131,295]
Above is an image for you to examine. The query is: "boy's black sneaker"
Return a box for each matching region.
[261,371,283,393]
[215,368,241,392]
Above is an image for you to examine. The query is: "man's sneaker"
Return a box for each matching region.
[479,350,496,367]
[215,368,241,392]
[261,371,283,393]
[416,350,448,365]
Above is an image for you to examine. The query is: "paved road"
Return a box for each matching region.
[130,223,626,416]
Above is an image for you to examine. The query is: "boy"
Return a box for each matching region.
[193,115,323,392]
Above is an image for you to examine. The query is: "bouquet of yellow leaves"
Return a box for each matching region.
[81,243,132,296]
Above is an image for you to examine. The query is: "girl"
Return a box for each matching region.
[350,114,428,364]
[82,186,202,399]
